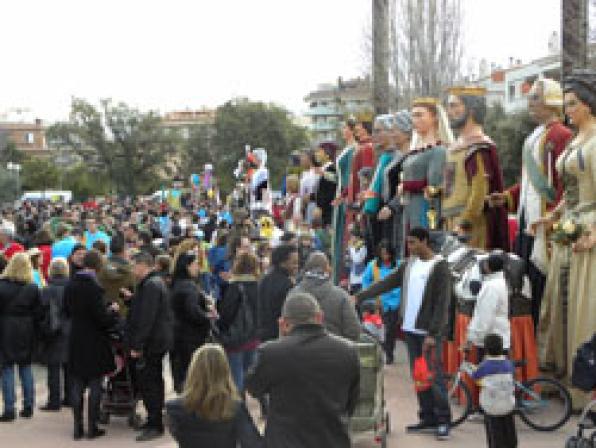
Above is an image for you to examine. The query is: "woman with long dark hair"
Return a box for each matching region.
[170,251,211,393]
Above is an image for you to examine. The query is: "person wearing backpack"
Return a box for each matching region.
[471,333,517,448]
[217,252,260,393]
[39,258,71,411]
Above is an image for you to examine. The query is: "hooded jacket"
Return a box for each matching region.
[290,273,360,341]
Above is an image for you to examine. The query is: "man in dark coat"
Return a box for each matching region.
[66,249,120,439]
[127,251,173,442]
[246,293,360,448]
[257,244,299,342]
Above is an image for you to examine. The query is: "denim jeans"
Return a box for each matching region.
[2,363,34,413]
[227,350,256,393]
[199,272,211,294]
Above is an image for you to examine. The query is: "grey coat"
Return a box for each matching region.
[290,275,360,341]
[245,324,360,448]
[40,277,70,365]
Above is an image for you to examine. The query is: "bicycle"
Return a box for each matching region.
[446,354,572,431]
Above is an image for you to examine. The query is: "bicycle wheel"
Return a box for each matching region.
[446,374,473,428]
[517,377,572,431]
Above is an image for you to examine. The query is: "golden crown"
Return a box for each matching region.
[447,86,487,97]
[412,97,439,106]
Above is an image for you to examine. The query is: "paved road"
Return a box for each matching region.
[1,342,577,447]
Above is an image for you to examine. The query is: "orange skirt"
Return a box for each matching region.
[510,315,539,383]
[443,313,479,406]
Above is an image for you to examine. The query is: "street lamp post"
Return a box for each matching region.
[6,162,21,200]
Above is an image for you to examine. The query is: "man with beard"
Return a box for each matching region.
[441,86,509,251]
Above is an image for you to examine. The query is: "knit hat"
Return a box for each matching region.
[394,110,413,134]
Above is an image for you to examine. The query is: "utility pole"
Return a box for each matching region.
[561,0,588,80]
[372,0,390,115]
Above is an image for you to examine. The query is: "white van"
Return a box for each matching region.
[21,190,73,203]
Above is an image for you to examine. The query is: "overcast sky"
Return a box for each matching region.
[1,0,562,121]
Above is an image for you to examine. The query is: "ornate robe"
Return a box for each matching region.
[442,135,509,250]
[347,138,375,206]
[332,144,356,283]
[400,143,446,230]
[505,121,571,226]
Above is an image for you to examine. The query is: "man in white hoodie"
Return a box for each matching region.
[466,253,511,353]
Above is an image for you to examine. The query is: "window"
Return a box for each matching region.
[24,132,34,144]
[508,84,516,100]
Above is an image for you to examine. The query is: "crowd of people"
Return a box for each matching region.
[0,70,594,448]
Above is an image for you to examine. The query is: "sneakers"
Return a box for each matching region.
[135,427,164,442]
[406,420,437,433]
[436,424,450,441]
[406,421,450,441]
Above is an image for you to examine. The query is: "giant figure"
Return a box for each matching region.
[332,119,358,283]
[442,86,509,250]
[399,97,450,233]
[490,79,572,327]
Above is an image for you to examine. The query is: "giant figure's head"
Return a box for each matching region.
[447,86,488,131]
[563,69,596,128]
[528,78,563,124]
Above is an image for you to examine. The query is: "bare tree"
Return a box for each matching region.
[393,0,464,107]
[363,0,464,109]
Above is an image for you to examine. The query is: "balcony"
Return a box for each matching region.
[305,105,342,117]
[310,121,338,132]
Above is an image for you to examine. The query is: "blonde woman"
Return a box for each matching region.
[0,252,42,422]
[166,344,263,448]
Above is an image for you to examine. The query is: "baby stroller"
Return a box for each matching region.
[99,331,142,429]
[565,334,596,448]
[350,333,391,447]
